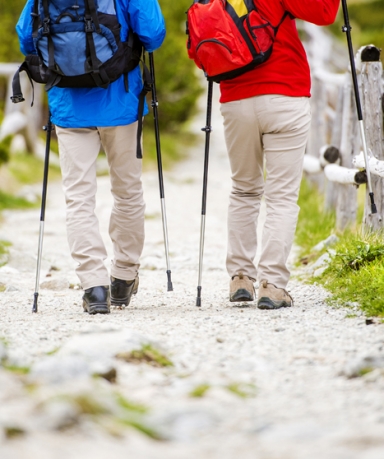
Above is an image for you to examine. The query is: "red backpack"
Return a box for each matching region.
[186,0,290,82]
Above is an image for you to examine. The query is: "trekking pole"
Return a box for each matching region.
[32,113,53,313]
[341,0,377,214]
[148,52,173,292]
[196,80,213,307]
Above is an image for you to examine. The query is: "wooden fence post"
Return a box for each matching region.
[0,63,43,155]
[336,73,360,230]
[325,84,344,211]
[308,75,327,189]
[360,46,384,230]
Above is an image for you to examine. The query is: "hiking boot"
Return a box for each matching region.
[82,286,110,314]
[257,280,293,310]
[110,276,139,307]
[229,272,255,302]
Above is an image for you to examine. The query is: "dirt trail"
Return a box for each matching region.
[0,89,383,459]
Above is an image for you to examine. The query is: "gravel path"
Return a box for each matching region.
[0,90,384,459]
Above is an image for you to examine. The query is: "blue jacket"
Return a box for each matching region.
[16,0,166,128]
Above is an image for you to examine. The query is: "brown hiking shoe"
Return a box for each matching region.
[229,272,255,302]
[257,280,293,310]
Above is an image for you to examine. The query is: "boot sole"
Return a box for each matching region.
[230,288,254,302]
[83,302,110,314]
[257,297,291,310]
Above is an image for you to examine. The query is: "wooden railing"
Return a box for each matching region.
[303,45,384,231]
[0,62,43,156]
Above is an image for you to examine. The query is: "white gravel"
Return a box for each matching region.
[0,90,383,459]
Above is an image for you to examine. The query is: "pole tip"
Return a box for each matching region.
[369,193,377,214]
[196,286,202,307]
[166,271,173,292]
[32,292,39,313]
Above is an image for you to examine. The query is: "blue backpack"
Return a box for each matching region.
[12,0,152,158]
[12,0,143,98]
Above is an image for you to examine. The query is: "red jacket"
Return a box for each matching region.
[220,0,340,103]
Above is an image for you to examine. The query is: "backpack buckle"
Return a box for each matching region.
[11,94,25,104]
[42,18,50,35]
[85,17,94,33]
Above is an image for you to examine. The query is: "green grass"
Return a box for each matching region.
[0,151,61,214]
[0,240,10,268]
[296,179,336,258]
[189,384,211,398]
[116,344,173,368]
[0,136,11,166]
[296,178,384,317]
[0,190,35,211]
[7,152,61,185]
[2,364,31,375]
[4,427,26,439]
[330,0,384,54]
[142,126,196,170]
[226,382,257,399]
[317,231,384,317]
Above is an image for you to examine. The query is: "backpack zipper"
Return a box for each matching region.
[196,39,232,54]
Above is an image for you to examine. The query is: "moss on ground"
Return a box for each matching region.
[116,344,173,368]
[189,384,211,398]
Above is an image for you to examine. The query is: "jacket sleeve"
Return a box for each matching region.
[282,0,340,26]
[127,0,166,52]
[16,0,36,55]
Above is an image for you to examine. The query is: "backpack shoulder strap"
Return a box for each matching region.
[244,0,256,12]
[136,57,152,159]
[11,60,35,106]
[278,11,295,27]
[84,0,101,34]
[31,0,40,38]
[272,10,295,34]
[245,1,293,30]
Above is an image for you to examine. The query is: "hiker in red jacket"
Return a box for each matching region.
[221,0,341,308]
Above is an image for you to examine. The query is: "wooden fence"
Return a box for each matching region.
[0,62,44,157]
[303,44,384,231]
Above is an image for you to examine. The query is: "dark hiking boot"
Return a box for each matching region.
[257,280,293,310]
[82,286,110,314]
[110,276,139,307]
[229,272,255,302]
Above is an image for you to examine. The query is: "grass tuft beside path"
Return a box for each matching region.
[296,179,384,317]
[318,233,384,318]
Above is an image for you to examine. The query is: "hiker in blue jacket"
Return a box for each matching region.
[16,0,166,314]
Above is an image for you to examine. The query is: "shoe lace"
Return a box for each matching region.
[260,280,294,306]
[232,272,255,282]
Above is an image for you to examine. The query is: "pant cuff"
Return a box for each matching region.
[110,269,139,282]
[81,278,111,291]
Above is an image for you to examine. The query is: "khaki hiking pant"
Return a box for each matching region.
[56,123,145,290]
[220,94,311,289]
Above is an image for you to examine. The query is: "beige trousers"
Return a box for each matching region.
[220,94,311,288]
[56,123,145,290]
